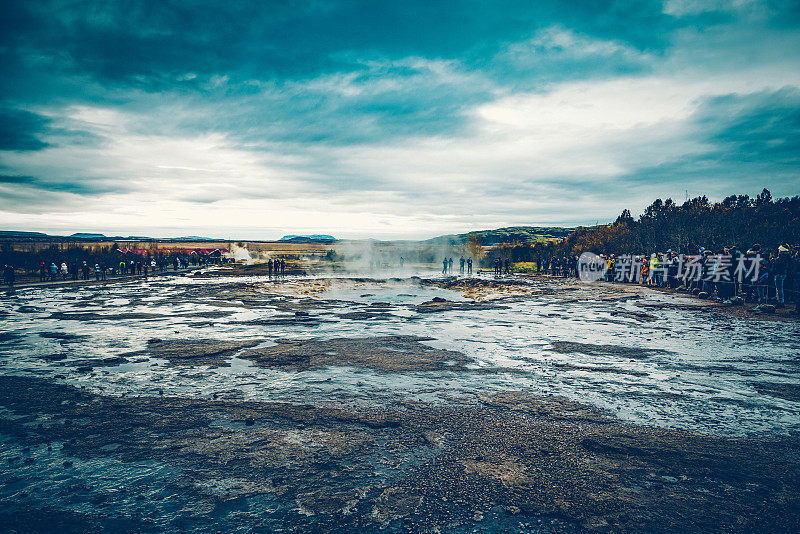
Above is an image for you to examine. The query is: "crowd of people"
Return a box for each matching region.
[586,243,799,312]
[440,242,799,314]
[266,258,286,276]
[1,251,228,287]
[540,256,578,278]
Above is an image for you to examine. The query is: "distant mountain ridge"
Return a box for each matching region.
[279,234,337,243]
[0,231,221,242]
[425,226,575,246]
[0,230,48,238]
[0,227,574,244]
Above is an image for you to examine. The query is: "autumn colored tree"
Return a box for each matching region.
[466,233,485,260]
[557,189,799,256]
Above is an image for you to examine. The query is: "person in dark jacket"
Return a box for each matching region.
[790,248,800,313]
[774,245,791,307]
[3,264,14,286]
[743,245,761,302]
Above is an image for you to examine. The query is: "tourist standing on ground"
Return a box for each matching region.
[3,264,14,287]
[774,245,791,307]
[467,258,472,275]
[790,248,800,314]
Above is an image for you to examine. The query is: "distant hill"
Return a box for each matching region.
[70,233,108,239]
[0,230,48,238]
[0,230,226,242]
[279,234,337,243]
[425,226,574,246]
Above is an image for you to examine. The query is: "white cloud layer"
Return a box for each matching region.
[1,9,799,239]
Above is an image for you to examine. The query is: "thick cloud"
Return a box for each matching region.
[0,108,50,151]
[698,87,800,165]
[0,0,799,237]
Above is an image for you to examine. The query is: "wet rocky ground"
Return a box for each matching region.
[1,270,799,532]
[2,376,799,533]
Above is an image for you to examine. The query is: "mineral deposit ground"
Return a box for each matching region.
[1,267,799,533]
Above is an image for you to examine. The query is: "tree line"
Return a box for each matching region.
[476,189,799,267]
[559,189,799,256]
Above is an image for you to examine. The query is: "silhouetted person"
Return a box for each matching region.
[280,259,285,275]
[3,264,14,287]
[39,262,46,282]
[467,258,472,275]
[459,257,465,274]
[442,258,448,274]
[448,257,453,273]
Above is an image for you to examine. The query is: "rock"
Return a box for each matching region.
[698,292,709,299]
[238,335,472,372]
[583,516,610,530]
[730,296,744,305]
[759,304,776,314]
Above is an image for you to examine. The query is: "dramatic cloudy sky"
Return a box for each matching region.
[1,0,798,239]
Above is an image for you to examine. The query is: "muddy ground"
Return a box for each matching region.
[1,376,798,533]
